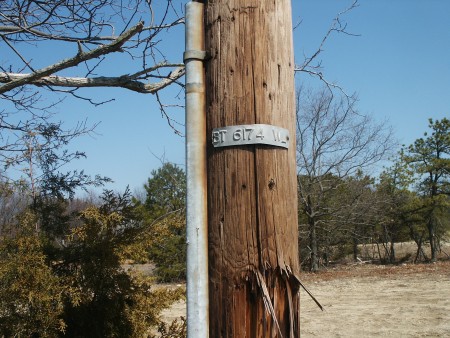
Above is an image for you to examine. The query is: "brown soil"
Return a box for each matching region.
[160,260,450,337]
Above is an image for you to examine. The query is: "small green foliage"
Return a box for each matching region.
[136,163,187,282]
[58,190,185,336]
[147,214,187,282]
[0,212,66,337]
[403,118,450,261]
[143,163,186,219]
[0,189,185,337]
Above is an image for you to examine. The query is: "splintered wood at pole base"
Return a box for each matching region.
[205,0,301,337]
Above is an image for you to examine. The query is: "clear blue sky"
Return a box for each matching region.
[58,0,449,194]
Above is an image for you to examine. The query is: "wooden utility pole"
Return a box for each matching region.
[204,1,300,336]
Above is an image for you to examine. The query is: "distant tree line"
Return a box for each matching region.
[296,87,450,271]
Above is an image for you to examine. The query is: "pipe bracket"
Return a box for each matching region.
[184,50,207,63]
[186,83,205,94]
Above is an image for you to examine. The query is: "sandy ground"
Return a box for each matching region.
[300,261,450,337]
[160,260,450,337]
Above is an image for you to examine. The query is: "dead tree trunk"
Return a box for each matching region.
[205,1,300,336]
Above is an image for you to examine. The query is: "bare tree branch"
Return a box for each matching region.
[0,0,186,187]
[0,22,145,94]
[0,65,185,94]
[295,0,360,98]
[296,86,396,271]
[0,19,184,43]
[0,1,185,98]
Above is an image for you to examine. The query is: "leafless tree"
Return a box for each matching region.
[296,87,395,271]
[0,0,184,187]
[0,0,184,95]
[294,0,360,98]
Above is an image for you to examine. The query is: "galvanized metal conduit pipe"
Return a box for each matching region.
[184,2,208,337]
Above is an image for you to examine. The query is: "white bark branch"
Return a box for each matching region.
[0,22,145,94]
[0,66,185,94]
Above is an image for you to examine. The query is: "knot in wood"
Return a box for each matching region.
[268,178,276,190]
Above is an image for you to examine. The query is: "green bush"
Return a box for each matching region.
[148,214,187,282]
[0,190,185,337]
[135,163,187,282]
[0,212,66,337]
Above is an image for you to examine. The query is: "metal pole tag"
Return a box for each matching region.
[212,124,289,149]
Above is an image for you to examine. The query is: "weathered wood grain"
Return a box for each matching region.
[205,1,300,336]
